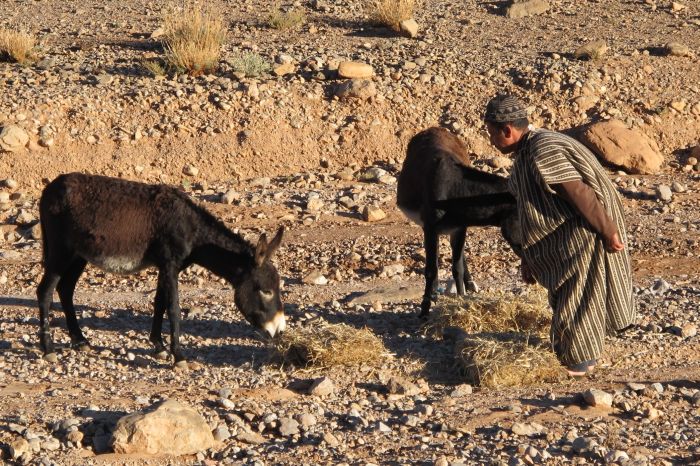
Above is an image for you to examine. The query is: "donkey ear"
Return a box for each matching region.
[255,233,268,266]
[264,226,284,263]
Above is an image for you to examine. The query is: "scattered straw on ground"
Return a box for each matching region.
[456,333,565,388]
[272,320,388,368]
[425,287,551,337]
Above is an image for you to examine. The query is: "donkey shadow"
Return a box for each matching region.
[0,296,273,368]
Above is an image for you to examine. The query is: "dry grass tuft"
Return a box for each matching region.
[366,0,416,32]
[456,333,565,388]
[272,320,388,368]
[162,2,226,76]
[0,28,36,64]
[141,59,167,77]
[425,287,551,338]
[268,5,306,30]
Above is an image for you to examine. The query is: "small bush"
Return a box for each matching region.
[268,6,306,30]
[229,52,271,77]
[367,0,416,32]
[0,28,36,64]
[162,2,226,76]
[142,59,167,77]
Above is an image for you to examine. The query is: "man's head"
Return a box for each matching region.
[484,94,529,154]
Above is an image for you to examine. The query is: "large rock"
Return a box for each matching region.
[338,61,374,79]
[505,0,550,18]
[335,79,377,101]
[0,125,30,152]
[110,399,217,456]
[664,42,691,57]
[399,19,419,38]
[574,40,608,60]
[578,119,663,174]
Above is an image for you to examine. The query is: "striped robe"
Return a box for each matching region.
[508,129,636,366]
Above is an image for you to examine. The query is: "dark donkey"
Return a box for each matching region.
[37,173,286,365]
[397,127,522,316]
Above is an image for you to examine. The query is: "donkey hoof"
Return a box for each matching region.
[174,360,189,370]
[43,352,58,363]
[155,350,169,360]
[466,281,480,293]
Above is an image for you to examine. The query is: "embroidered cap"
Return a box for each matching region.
[484,94,528,123]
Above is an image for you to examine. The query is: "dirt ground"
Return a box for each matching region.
[1,0,700,465]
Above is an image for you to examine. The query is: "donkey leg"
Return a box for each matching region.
[149,286,168,355]
[56,258,89,350]
[37,272,61,355]
[157,267,185,364]
[449,228,467,295]
[421,228,440,317]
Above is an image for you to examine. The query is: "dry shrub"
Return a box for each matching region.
[367,0,416,32]
[162,2,226,76]
[0,28,36,64]
[456,333,565,388]
[425,287,551,338]
[229,52,271,77]
[268,6,306,30]
[272,320,388,368]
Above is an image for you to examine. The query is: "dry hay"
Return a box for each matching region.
[425,287,551,337]
[456,333,565,389]
[272,320,388,368]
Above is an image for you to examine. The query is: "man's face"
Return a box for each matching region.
[486,121,520,154]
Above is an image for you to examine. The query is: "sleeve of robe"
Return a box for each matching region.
[529,138,618,239]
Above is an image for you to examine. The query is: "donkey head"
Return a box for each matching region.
[235,226,286,338]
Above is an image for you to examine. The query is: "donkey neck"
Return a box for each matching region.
[188,214,255,285]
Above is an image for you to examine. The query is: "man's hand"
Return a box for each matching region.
[521,262,537,284]
[605,232,625,253]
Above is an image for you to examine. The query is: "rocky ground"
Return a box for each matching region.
[1,0,700,465]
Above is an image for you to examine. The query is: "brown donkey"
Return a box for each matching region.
[37,173,285,366]
[397,127,522,316]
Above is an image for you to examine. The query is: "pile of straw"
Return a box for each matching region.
[272,320,388,368]
[455,333,565,388]
[424,288,565,388]
[425,287,551,337]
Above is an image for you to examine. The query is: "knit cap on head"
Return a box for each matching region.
[484,95,528,123]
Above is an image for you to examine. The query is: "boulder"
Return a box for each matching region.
[664,42,691,57]
[578,119,663,174]
[335,79,377,101]
[582,388,613,407]
[0,125,30,152]
[362,205,386,222]
[338,61,374,79]
[110,399,217,456]
[574,40,608,60]
[505,0,550,19]
[273,62,295,76]
[399,19,419,38]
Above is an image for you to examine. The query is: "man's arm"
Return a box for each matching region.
[552,180,624,253]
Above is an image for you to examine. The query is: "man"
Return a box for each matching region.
[484,94,635,376]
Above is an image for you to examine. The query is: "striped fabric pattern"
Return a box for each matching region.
[508,129,636,366]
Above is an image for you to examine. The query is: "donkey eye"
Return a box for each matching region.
[259,290,274,301]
